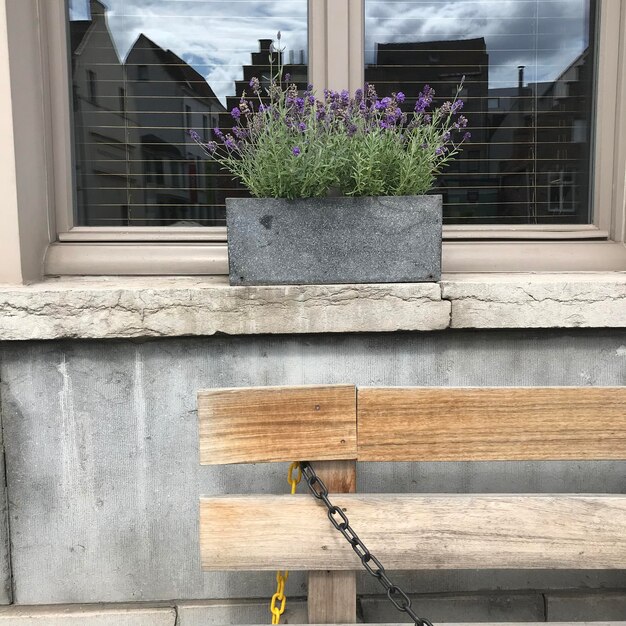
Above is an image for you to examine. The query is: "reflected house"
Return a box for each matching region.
[227,38,307,110]
[70,0,226,226]
[492,51,594,223]
[365,38,491,220]
[125,36,226,225]
[71,0,130,226]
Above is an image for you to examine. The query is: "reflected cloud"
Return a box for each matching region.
[366,0,590,87]
[70,0,307,104]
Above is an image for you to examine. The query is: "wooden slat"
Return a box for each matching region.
[358,387,626,462]
[307,461,356,624]
[199,494,626,571]
[198,385,356,464]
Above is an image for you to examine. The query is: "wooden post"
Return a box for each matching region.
[307,460,357,624]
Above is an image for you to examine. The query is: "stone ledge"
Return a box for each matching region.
[0,604,175,624]
[0,277,449,340]
[0,273,624,341]
[443,273,626,329]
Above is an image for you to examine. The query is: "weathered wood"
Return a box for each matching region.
[199,494,626,570]
[307,461,357,624]
[358,387,626,461]
[198,385,356,464]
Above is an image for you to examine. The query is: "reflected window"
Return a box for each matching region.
[365,0,597,225]
[68,0,307,226]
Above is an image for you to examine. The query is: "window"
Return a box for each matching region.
[2,0,624,280]
[67,0,308,227]
[365,0,597,226]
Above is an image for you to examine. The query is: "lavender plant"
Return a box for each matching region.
[191,38,470,199]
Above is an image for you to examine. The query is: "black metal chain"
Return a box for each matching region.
[300,461,434,626]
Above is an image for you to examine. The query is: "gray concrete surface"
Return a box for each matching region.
[545,591,626,621]
[361,592,546,623]
[0,330,625,609]
[0,425,11,605]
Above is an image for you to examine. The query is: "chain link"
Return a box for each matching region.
[300,461,434,626]
[270,462,302,624]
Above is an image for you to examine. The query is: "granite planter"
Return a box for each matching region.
[226,194,442,285]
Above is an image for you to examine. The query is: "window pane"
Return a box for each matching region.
[68,0,307,226]
[365,0,597,224]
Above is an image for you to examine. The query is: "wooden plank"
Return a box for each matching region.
[198,385,356,464]
[307,461,356,624]
[199,494,626,571]
[357,387,626,462]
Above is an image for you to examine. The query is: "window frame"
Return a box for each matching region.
[3,0,626,280]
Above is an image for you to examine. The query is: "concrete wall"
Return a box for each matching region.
[0,329,625,618]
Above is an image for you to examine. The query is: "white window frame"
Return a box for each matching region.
[1,0,625,281]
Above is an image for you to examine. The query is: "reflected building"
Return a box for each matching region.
[125,35,225,224]
[365,36,594,224]
[71,0,225,226]
[365,38,491,221]
[71,0,130,226]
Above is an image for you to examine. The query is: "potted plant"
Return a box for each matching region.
[191,36,469,286]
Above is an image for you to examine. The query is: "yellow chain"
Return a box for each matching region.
[270,462,301,624]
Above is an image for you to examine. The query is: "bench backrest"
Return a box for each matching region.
[197,385,626,623]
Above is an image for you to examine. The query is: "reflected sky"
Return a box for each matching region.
[366,0,591,89]
[69,0,307,104]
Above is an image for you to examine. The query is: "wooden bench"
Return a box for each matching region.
[197,384,626,625]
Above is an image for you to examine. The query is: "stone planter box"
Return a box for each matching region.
[226,195,442,285]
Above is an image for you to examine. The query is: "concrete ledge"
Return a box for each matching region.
[443,273,626,329]
[0,604,175,624]
[0,273,624,340]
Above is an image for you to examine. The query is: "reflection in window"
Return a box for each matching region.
[68,0,307,226]
[365,0,597,224]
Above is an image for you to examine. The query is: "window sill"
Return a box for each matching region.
[0,273,624,341]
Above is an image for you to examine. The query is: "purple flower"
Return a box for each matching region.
[415,85,434,113]
[292,146,301,156]
[443,131,451,142]
[454,115,468,129]
[298,122,307,132]
[435,147,444,156]
[452,99,464,112]
[213,127,224,139]
[224,136,237,150]
[463,131,472,141]
[230,107,241,120]
[204,141,217,154]
[249,77,260,93]
[284,72,291,82]
[396,91,405,103]
[188,129,201,142]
